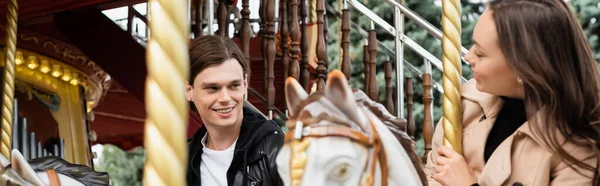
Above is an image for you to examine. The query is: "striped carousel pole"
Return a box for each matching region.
[143,0,190,185]
[441,0,463,153]
[1,0,18,160]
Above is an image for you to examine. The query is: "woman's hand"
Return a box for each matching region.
[432,146,478,186]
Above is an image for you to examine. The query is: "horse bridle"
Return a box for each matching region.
[284,117,389,186]
[46,169,60,186]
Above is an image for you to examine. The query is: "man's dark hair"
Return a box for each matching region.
[188,35,249,84]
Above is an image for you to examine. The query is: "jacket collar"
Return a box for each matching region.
[187,106,280,184]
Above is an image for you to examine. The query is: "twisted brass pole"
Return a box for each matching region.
[143,0,189,185]
[1,0,18,160]
[441,0,462,154]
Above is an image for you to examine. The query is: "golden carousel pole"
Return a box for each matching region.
[441,0,462,153]
[1,0,18,159]
[143,0,189,185]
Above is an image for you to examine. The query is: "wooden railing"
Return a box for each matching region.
[108,0,475,163]
[247,87,286,119]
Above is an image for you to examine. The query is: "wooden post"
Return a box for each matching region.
[261,0,267,94]
[315,0,327,91]
[384,59,394,113]
[288,0,300,80]
[217,0,228,36]
[240,0,250,57]
[367,22,378,101]
[363,40,369,92]
[241,0,251,80]
[340,2,351,80]
[194,0,204,37]
[422,73,434,163]
[265,0,276,118]
[405,77,415,138]
[299,0,310,91]
[280,0,289,78]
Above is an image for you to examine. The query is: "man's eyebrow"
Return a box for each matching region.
[200,79,242,87]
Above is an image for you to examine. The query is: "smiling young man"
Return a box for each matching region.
[185,35,284,186]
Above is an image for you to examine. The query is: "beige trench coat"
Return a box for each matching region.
[424,80,598,186]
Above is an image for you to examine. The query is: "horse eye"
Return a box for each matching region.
[329,163,352,181]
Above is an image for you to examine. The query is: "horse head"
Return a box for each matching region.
[276,70,424,186]
[0,149,109,186]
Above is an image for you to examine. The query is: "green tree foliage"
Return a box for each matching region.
[571,0,600,62]
[94,145,146,186]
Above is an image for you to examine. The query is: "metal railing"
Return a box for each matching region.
[343,0,470,117]
[325,4,445,94]
[247,87,287,119]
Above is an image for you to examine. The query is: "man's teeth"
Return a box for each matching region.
[216,108,233,113]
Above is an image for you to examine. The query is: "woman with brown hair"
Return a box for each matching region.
[425,0,600,185]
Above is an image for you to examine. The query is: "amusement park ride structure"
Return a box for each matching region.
[0,0,468,185]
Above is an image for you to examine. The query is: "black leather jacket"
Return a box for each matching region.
[186,107,284,186]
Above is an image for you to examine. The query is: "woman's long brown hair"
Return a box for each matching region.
[489,0,600,184]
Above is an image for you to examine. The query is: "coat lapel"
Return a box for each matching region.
[462,80,514,185]
[477,133,516,185]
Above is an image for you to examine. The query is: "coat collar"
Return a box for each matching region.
[461,80,504,119]
[461,80,542,139]
[461,80,557,185]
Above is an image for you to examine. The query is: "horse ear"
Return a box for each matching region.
[11,150,45,186]
[325,70,369,128]
[285,77,308,117]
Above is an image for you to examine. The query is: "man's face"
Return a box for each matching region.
[186,59,247,129]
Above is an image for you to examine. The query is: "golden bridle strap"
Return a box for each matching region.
[46,169,60,186]
[285,119,388,186]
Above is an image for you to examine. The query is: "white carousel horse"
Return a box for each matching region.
[276,70,424,186]
[0,149,109,186]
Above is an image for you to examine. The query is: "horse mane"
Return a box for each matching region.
[7,156,110,186]
[352,89,427,185]
[288,91,325,119]
[352,89,407,131]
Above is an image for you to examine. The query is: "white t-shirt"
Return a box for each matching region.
[200,134,237,186]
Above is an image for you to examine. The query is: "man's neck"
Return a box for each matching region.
[204,124,241,151]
